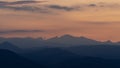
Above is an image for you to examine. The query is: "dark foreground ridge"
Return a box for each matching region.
[0,49,45,68]
[0,48,120,68]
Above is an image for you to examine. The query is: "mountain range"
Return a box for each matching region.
[23,47,120,68]
[0,34,119,48]
[0,41,120,68]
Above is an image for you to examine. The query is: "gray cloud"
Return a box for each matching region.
[0,5,49,13]
[0,1,46,6]
[46,3,120,11]
[0,30,45,35]
[0,1,49,13]
[0,2,120,13]
[47,5,80,11]
[0,4,79,12]
[88,4,97,7]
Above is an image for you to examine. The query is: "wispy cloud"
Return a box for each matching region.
[0,1,46,6]
[0,1,49,13]
[0,30,45,35]
[0,1,120,13]
[0,5,49,13]
[47,5,80,11]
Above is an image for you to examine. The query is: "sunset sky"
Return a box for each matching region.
[0,0,120,41]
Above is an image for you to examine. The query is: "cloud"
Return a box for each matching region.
[0,2,120,13]
[0,5,49,13]
[81,22,112,25]
[0,30,45,35]
[0,4,79,13]
[46,3,120,11]
[47,5,80,11]
[0,1,46,6]
[88,4,97,7]
[0,1,49,13]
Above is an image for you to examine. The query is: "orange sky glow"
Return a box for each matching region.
[0,0,120,41]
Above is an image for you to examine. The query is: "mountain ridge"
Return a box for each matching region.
[0,34,120,48]
[0,49,45,68]
[0,41,21,52]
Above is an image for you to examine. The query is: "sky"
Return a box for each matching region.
[0,0,120,41]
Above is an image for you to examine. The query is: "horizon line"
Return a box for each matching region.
[0,34,119,42]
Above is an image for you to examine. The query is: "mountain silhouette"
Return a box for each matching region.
[23,47,120,68]
[0,49,45,68]
[0,42,21,52]
[0,35,119,48]
[46,34,101,45]
[58,56,120,68]
[0,35,120,68]
[0,37,44,48]
[23,47,82,67]
[65,45,120,59]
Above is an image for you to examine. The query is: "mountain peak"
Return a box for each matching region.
[104,40,113,43]
[46,35,101,45]
[79,36,88,39]
[60,34,74,38]
[0,41,20,52]
[60,35,89,40]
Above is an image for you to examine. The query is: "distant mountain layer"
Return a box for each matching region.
[1,41,120,59]
[23,47,120,68]
[0,47,120,68]
[0,35,120,48]
[0,42,21,52]
[64,45,120,59]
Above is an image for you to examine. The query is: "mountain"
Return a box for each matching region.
[102,40,118,45]
[0,49,45,68]
[22,47,120,68]
[0,37,44,48]
[57,56,120,68]
[0,42,21,52]
[0,35,119,48]
[65,45,120,59]
[46,34,101,46]
[23,47,80,63]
